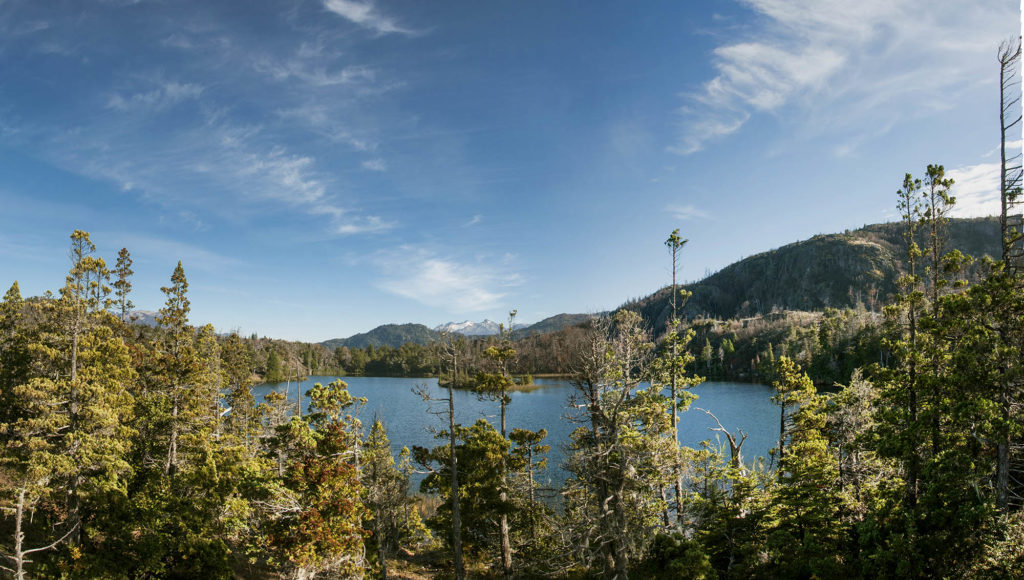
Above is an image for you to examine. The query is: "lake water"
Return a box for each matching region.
[252,376,778,490]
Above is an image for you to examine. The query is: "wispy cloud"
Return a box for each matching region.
[107,81,203,112]
[361,158,387,171]
[253,57,376,88]
[666,204,710,221]
[322,0,412,35]
[948,162,1001,218]
[464,214,482,227]
[38,108,390,236]
[332,214,394,234]
[276,104,376,151]
[374,247,520,311]
[675,0,1018,154]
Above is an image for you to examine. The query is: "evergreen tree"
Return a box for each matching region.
[473,310,517,577]
[112,247,134,324]
[362,419,429,579]
[764,358,847,577]
[267,379,369,579]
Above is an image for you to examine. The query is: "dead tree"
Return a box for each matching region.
[998,36,1024,513]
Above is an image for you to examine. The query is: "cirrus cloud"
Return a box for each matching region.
[675,0,1018,155]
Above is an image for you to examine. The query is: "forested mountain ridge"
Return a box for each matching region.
[320,323,440,349]
[316,219,999,355]
[321,314,594,349]
[624,216,1001,331]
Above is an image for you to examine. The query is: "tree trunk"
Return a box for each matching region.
[14,487,25,580]
[448,353,465,580]
[499,396,512,579]
[997,391,1011,511]
[166,398,179,477]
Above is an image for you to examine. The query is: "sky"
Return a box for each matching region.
[0,0,1021,342]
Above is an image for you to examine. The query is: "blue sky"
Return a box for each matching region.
[0,0,1020,341]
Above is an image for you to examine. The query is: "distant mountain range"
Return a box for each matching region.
[321,313,597,349]
[319,217,1003,350]
[434,319,502,335]
[128,310,159,326]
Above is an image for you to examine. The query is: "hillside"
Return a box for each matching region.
[513,313,595,338]
[321,323,440,349]
[624,217,1002,331]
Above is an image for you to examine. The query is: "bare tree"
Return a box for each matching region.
[563,312,674,579]
[415,332,466,580]
[998,36,1024,513]
[1000,37,1023,273]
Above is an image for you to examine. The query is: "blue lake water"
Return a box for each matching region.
[252,376,778,490]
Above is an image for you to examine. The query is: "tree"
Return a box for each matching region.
[267,380,368,579]
[362,419,429,579]
[770,357,815,464]
[416,419,510,562]
[112,247,135,324]
[880,173,925,511]
[154,261,210,478]
[473,310,517,578]
[999,36,1023,274]
[658,229,704,525]
[223,333,258,451]
[997,35,1024,515]
[562,311,675,578]
[419,332,467,579]
[265,349,285,384]
[763,358,847,578]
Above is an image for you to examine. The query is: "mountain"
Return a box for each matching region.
[321,323,440,349]
[434,319,502,336]
[514,313,596,338]
[622,216,1002,331]
[128,309,159,326]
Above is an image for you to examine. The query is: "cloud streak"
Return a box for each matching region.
[361,158,387,171]
[675,0,1018,155]
[107,81,203,112]
[374,247,520,312]
[666,204,710,221]
[948,162,1001,218]
[323,0,412,35]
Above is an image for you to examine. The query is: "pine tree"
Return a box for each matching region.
[112,247,134,324]
[269,379,368,578]
[473,310,517,577]
[362,419,426,579]
[764,358,847,577]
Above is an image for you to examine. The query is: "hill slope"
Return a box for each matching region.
[624,217,1001,331]
[321,323,440,349]
[514,313,595,338]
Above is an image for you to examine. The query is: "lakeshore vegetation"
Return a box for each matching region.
[5,70,1024,576]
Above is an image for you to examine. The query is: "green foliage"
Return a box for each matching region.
[632,533,716,580]
[417,419,511,555]
[4,209,1023,580]
[263,349,285,383]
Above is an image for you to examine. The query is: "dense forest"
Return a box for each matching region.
[2,158,1024,578]
[2,40,1024,576]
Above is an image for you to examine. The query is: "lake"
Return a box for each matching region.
[252,376,778,490]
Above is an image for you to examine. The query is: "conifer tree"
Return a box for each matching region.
[268,380,368,579]
[112,247,134,324]
[764,358,846,578]
[473,310,517,577]
[362,419,426,579]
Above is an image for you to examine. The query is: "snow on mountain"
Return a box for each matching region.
[434,319,502,336]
